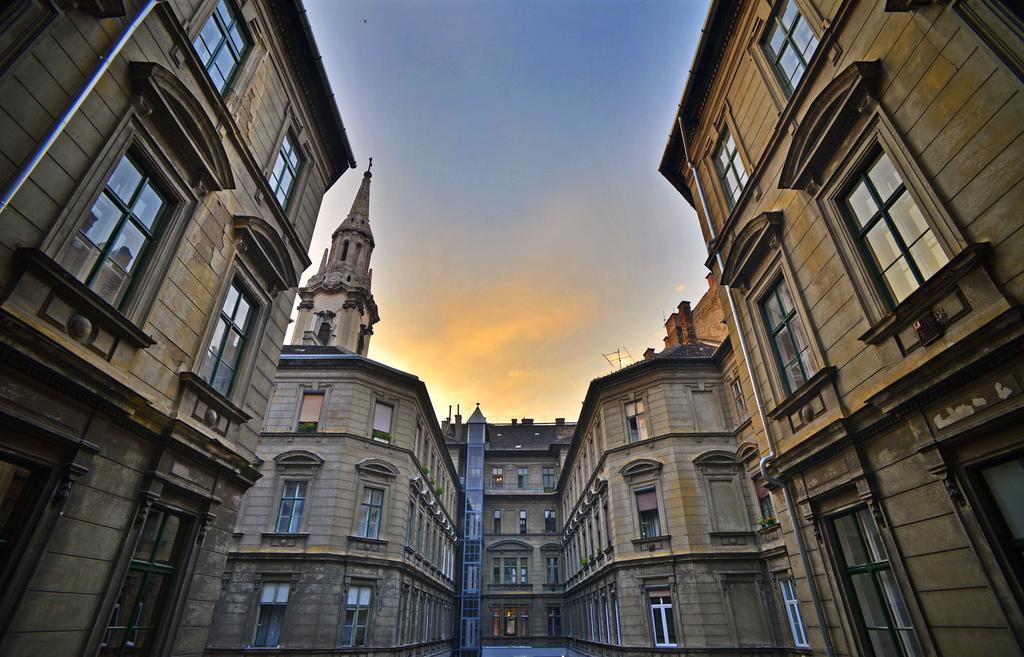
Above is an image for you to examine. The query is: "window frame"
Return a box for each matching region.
[340,583,374,647]
[295,388,326,433]
[713,125,749,211]
[274,479,308,534]
[357,486,385,539]
[760,0,820,98]
[199,277,258,397]
[635,487,662,540]
[519,509,528,535]
[251,581,290,648]
[192,0,252,96]
[517,466,529,489]
[624,396,650,443]
[779,577,810,648]
[647,590,678,648]
[267,130,305,212]
[971,451,1024,598]
[370,398,395,443]
[760,275,815,396]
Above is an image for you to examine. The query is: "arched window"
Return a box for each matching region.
[354,243,363,269]
[341,240,349,261]
[317,321,331,346]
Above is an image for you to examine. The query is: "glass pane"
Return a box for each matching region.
[220,329,243,369]
[90,259,129,304]
[132,571,169,630]
[84,192,122,248]
[109,222,146,273]
[888,191,928,243]
[883,257,918,303]
[222,284,240,317]
[835,513,868,567]
[193,34,212,62]
[847,181,878,227]
[61,234,101,282]
[793,17,815,54]
[132,183,163,229]
[233,293,251,328]
[851,572,889,627]
[134,510,163,560]
[866,222,902,269]
[768,24,786,57]
[983,460,1024,539]
[212,361,234,395]
[780,45,801,82]
[198,20,222,63]
[229,26,246,52]
[108,157,142,203]
[776,281,796,313]
[359,587,371,605]
[216,0,232,24]
[209,67,227,93]
[786,359,807,391]
[774,325,798,363]
[867,628,902,657]
[153,514,180,563]
[213,46,237,85]
[858,508,887,563]
[868,153,902,202]
[908,231,947,281]
[275,583,290,603]
[763,292,785,329]
[878,569,913,628]
[782,0,798,26]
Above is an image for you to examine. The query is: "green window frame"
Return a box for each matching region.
[101,508,187,656]
[843,152,948,305]
[341,585,373,646]
[269,133,303,209]
[275,480,307,533]
[517,466,528,489]
[358,487,384,538]
[713,127,748,210]
[979,454,1024,569]
[761,0,819,95]
[60,154,167,308]
[193,0,250,94]
[833,508,922,657]
[760,277,814,395]
[200,280,255,396]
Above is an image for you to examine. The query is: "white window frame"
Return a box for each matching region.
[648,591,678,648]
[780,577,810,648]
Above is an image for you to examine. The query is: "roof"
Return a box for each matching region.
[658,0,740,206]
[268,0,357,184]
[447,420,575,452]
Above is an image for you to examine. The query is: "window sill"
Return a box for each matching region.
[347,534,388,545]
[631,534,671,552]
[767,366,837,421]
[177,371,252,437]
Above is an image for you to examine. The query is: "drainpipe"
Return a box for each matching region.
[0,0,163,216]
[677,116,836,657]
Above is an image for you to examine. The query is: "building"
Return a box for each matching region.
[206,174,459,656]
[661,2,1024,657]
[0,1,353,655]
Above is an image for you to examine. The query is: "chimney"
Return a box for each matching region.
[644,347,656,361]
[678,300,698,344]
[454,404,462,436]
[511,418,517,425]
[522,418,534,426]
[555,418,565,426]
[663,312,683,348]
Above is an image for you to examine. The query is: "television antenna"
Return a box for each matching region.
[603,347,634,371]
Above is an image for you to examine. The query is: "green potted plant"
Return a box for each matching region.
[297,421,317,433]
[371,429,391,442]
[759,516,777,529]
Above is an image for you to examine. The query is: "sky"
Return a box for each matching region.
[300,0,712,423]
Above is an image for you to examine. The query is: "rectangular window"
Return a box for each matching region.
[504,607,518,636]
[101,508,186,654]
[60,154,167,307]
[200,280,255,396]
[761,278,814,394]
[252,583,289,647]
[833,508,922,657]
[520,557,529,584]
[193,0,249,94]
[371,401,393,442]
[756,477,776,525]
[269,133,303,209]
[519,509,527,534]
[547,607,562,636]
[543,466,555,490]
[544,509,556,533]
[635,489,661,539]
[780,578,810,648]
[358,487,384,539]
[843,152,948,305]
[762,0,819,95]
[648,592,677,647]
[492,467,503,489]
[546,556,560,584]
[731,379,747,419]
[503,558,518,585]
[517,466,529,489]
[625,399,649,443]
[492,509,501,534]
[980,455,1024,567]
[297,392,324,432]
[341,585,372,646]
[275,480,307,533]
[714,127,748,210]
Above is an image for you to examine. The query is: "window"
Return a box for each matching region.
[269,133,303,209]
[833,508,922,657]
[544,509,556,533]
[543,466,555,490]
[714,127,748,210]
[341,585,372,646]
[500,606,528,636]
[611,591,621,644]
[762,0,819,95]
[843,152,948,305]
[492,467,503,489]
[200,280,255,396]
[517,466,529,489]
[0,456,45,577]
[297,392,323,432]
[756,477,777,525]
[625,400,649,443]
[635,489,661,539]
[980,456,1024,566]
[193,0,249,94]
[520,557,529,584]
[492,509,501,534]
[546,556,560,584]
[731,379,747,419]
[101,508,186,655]
[371,401,393,442]
[502,558,519,585]
[60,154,167,307]
[648,592,677,647]
[761,278,814,394]
[519,509,527,534]
[275,480,307,533]
[357,487,383,539]
[253,582,289,648]
[547,607,562,636]
[780,578,810,648]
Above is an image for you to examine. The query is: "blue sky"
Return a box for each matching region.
[302,0,711,422]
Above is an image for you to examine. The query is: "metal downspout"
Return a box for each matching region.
[0,0,162,216]
[677,116,836,657]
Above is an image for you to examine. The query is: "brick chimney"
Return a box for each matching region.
[555,418,565,426]
[644,347,656,361]
[677,300,699,344]
[522,418,534,425]
[663,312,684,348]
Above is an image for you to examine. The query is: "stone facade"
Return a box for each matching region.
[206,345,459,655]
[661,2,1024,657]
[0,1,353,656]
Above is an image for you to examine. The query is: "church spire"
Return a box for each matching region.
[334,157,373,240]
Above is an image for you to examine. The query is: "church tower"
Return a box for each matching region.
[291,162,379,355]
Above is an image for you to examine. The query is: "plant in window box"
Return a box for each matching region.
[371,429,391,442]
[580,557,589,568]
[759,516,778,529]
[434,485,445,496]
[297,421,317,433]
[544,486,555,493]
